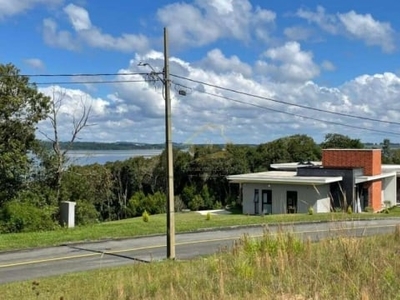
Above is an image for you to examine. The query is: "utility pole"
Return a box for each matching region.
[163,27,175,259]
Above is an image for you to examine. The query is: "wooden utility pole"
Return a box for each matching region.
[163,27,175,259]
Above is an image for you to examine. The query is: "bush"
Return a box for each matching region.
[0,200,57,233]
[308,206,314,215]
[128,191,166,216]
[347,206,353,215]
[188,195,204,211]
[75,200,99,225]
[142,210,149,222]
[174,195,186,212]
[206,212,211,221]
[364,206,373,213]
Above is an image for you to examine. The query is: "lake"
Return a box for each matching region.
[67,149,164,165]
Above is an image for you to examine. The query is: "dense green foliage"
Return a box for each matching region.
[0,64,50,202]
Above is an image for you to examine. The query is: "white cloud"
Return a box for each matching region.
[63,3,91,31]
[296,6,338,34]
[296,6,396,52]
[156,0,276,48]
[0,0,63,19]
[283,26,313,41]
[42,18,78,51]
[197,49,252,77]
[256,41,320,82]
[321,60,335,71]
[338,11,395,52]
[24,58,45,70]
[42,4,150,53]
[36,48,400,144]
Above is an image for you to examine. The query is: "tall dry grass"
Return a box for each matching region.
[3,225,400,299]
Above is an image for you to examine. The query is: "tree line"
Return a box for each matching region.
[0,63,396,233]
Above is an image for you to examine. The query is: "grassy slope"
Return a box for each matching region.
[2,228,400,299]
[1,207,400,251]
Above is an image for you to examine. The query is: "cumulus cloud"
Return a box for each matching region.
[256,42,320,82]
[42,18,78,51]
[0,0,63,19]
[24,58,45,70]
[296,6,396,52]
[42,4,150,53]
[283,26,313,41]
[156,0,276,48]
[321,60,335,71]
[197,49,252,77]
[36,51,400,144]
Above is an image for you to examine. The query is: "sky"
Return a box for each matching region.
[2,0,400,145]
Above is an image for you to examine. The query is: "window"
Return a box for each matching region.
[254,189,259,214]
[286,191,298,214]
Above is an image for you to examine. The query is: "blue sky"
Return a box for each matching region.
[2,0,400,144]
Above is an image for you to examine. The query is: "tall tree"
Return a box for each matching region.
[39,89,93,203]
[320,133,364,149]
[382,138,392,163]
[0,63,50,203]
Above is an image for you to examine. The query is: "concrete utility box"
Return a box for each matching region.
[60,201,76,228]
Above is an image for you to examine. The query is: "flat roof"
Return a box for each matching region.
[227,171,342,185]
[355,171,397,183]
[270,161,322,171]
[323,148,381,151]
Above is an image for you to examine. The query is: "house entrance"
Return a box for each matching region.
[261,190,272,214]
[286,191,298,213]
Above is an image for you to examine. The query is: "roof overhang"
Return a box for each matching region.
[270,161,322,171]
[227,171,342,185]
[355,171,396,184]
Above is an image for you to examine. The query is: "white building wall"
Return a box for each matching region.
[382,176,396,207]
[242,183,331,215]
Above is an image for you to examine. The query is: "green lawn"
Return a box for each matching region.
[1,207,400,252]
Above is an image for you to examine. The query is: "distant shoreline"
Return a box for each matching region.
[38,141,254,151]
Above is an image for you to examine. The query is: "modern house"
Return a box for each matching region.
[227,149,400,215]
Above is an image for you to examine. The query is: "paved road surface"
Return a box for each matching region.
[0,219,399,284]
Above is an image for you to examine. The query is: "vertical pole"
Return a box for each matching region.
[164,27,175,259]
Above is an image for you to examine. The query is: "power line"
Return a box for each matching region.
[7,72,150,77]
[170,74,400,127]
[196,89,400,137]
[34,79,154,85]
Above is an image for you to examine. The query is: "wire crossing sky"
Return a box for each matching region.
[2,0,400,144]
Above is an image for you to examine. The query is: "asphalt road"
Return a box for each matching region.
[0,218,399,284]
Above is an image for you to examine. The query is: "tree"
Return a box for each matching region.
[39,89,93,203]
[382,138,392,163]
[255,135,321,170]
[320,133,364,149]
[0,63,50,203]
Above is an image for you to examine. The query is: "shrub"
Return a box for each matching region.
[174,195,186,212]
[213,201,223,209]
[75,200,99,225]
[364,206,373,213]
[308,206,314,215]
[0,200,57,233]
[142,210,149,222]
[129,191,166,216]
[347,205,353,215]
[188,195,204,211]
[206,212,211,221]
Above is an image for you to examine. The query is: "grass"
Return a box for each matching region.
[2,226,400,299]
[1,207,400,252]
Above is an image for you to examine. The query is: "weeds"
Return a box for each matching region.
[3,228,400,300]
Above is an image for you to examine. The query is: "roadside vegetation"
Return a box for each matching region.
[2,227,400,299]
[1,207,400,252]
